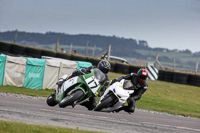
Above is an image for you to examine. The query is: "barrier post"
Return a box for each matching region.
[92,44,96,57]
[173,58,176,71]
[69,43,73,53]
[55,36,59,51]
[107,44,111,60]
[85,41,89,56]
[195,58,199,74]
[154,53,165,70]
[14,29,18,44]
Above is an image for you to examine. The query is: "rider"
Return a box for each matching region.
[111,68,148,114]
[57,60,111,110]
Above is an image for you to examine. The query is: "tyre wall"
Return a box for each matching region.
[71,54,88,62]
[56,52,71,60]
[10,43,26,56]
[0,41,11,54]
[114,62,130,74]
[26,47,42,58]
[41,49,57,57]
[158,69,200,87]
[173,72,189,85]
[188,74,200,87]
[1,41,200,87]
[129,65,142,73]
[164,71,174,82]
[86,57,101,67]
[157,70,165,81]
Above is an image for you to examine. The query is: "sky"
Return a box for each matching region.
[0,0,200,53]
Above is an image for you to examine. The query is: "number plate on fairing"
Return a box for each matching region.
[85,76,100,94]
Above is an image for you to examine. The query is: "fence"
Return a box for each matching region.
[1,41,200,87]
[0,41,144,74]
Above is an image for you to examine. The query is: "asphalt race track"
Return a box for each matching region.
[0,93,200,133]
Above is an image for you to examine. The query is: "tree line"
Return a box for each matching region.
[0,30,198,70]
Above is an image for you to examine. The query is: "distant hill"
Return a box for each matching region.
[0,31,199,71]
[0,31,149,54]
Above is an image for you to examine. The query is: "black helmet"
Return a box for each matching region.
[97,60,111,74]
[137,68,148,83]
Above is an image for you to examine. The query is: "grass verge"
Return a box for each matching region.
[137,81,200,118]
[0,120,101,133]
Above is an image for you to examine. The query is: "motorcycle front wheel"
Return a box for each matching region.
[59,90,84,108]
[46,91,58,106]
[94,93,116,111]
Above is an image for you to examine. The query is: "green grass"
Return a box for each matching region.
[136,81,200,118]
[0,86,53,97]
[0,72,200,118]
[0,120,101,133]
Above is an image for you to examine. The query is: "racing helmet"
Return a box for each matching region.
[137,68,148,83]
[97,60,111,74]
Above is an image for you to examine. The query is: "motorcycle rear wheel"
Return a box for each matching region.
[59,90,84,108]
[94,93,116,111]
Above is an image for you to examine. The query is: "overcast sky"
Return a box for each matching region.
[0,0,200,53]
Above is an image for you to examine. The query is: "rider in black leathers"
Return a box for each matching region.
[111,68,148,114]
[57,60,111,110]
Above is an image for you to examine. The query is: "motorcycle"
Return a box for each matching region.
[94,79,134,112]
[46,68,107,108]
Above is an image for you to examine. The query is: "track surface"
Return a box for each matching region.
[0,93,200,133]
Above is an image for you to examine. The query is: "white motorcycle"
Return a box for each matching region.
[94,79,134,112]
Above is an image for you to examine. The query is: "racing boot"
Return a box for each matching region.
[80,97,97,110]
[124,97,136,114]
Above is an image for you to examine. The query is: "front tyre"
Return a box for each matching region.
[94,93,116,111]
[46,91,58,106]
[59,90,84,108]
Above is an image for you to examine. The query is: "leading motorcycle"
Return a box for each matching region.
[94,79,134,112]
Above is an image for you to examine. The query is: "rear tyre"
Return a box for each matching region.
[59,90,84,108]
[94,93,116,111]
[46,91,58,106]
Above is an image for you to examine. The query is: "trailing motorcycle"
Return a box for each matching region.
[46,68,107,108]
[94,79,134,112]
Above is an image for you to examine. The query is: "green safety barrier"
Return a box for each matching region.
[75,61,92,70]
[23,58,46,89]
[0,54,6,85]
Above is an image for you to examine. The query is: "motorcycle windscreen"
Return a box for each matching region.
[123,80,134,90]
[93,68,106,85]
